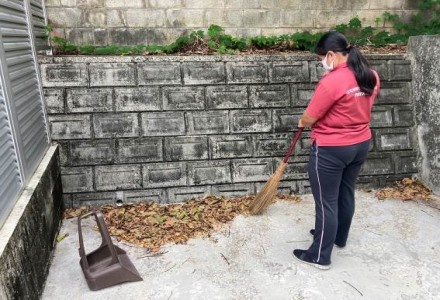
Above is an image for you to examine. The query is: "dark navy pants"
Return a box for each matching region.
[305,139,370,265]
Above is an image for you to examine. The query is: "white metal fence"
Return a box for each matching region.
[0,0,50,227]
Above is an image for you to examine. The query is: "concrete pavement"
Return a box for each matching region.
[42,191,440,300]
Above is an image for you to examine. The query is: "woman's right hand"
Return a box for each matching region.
[298,111,318,128]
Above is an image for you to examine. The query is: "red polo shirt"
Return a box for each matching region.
[306,62,380,146]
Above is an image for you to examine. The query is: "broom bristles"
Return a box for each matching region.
[249,162,287,215]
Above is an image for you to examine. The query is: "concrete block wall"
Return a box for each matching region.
[44,0,420,46]
[39,54,416,207]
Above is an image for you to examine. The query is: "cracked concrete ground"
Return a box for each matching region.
[42,191,440,300]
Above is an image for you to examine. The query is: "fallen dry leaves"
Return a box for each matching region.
[64,194,301,252]
[63,206,90,219]
[375,177,432,201]
[62,178,435,251]
[173,44,407,56]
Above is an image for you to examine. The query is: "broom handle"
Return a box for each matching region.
[283,127,304,163]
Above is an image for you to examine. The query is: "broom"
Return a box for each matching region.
[249,127,304,215]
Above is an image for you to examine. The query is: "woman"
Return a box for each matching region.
[293,31,380,270]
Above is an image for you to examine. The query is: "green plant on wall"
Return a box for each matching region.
[372,0,439,46]
[206,25,247,54]
[334,17,375,46]
[45,0,439,55]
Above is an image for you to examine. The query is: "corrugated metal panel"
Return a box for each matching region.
[0,81,23,227]
[0,0,49,180]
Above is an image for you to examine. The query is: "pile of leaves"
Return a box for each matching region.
[375,178,432,201]
[64,194,301,252]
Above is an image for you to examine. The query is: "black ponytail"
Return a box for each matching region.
[315,31,377,95]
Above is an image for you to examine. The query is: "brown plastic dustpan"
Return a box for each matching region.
[78,210,143,291]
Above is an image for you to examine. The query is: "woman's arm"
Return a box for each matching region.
[298,111,318,128]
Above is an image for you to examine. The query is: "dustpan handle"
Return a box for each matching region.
[78,210,119,269]
[93,210,119,264]
[283,127,304,163]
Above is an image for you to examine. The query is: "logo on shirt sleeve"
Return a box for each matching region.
[346,87,366,97]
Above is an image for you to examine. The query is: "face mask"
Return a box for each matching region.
[321,52,334,72]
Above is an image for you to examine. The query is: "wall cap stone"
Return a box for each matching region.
[38,53,407,64]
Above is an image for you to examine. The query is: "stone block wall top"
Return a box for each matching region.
[269,61,309,83]
[183,62,226,85]
[40,63,88,87]
[227,62,268,84]
[138,62,182,86]
[90,63,136,87]
[38,54,407,65]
